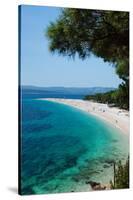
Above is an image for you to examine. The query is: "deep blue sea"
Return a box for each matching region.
[20,90,129,195]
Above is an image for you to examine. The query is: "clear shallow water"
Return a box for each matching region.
[20,98,129,195]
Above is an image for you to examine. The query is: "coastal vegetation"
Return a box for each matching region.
[46,8,129,110]
[87,158,129,190]
[110,157,129,189]
[84,83,129,110]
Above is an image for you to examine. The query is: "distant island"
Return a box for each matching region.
[21,85,115,96]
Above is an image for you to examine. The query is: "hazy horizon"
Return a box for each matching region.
[22,84,116,88]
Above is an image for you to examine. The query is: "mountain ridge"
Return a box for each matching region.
[21,85,116,95]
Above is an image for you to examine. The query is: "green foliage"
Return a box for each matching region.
[84,90,114,104]
[46,8,129,81]
[116,59,129,81]
[46,8,129,110]
[110,157,129,189]
[84,82,129,110]
[46,9,129,58]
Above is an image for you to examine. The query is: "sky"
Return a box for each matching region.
[20,5,122,88]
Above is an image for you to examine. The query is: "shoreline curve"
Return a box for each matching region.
[38,98,129,135]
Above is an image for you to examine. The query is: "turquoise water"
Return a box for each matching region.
[20,98,129,195]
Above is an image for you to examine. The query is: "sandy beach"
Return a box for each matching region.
[40,98,129,135]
